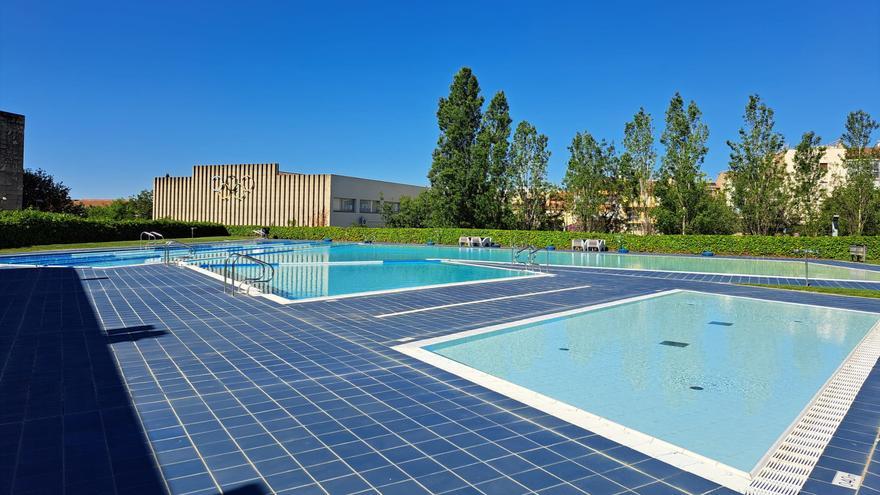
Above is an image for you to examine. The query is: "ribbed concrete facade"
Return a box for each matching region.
[154,163,426,227]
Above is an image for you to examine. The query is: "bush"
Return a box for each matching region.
[227,224,880,261]
[0,210,229,249]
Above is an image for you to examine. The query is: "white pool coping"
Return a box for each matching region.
[393,289,880,494]
[181,259,550,305]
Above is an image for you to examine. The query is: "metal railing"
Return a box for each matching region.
[511,245,549,272]
[140,231,156,249]
[223,253,275,296]
[163,240,195,264]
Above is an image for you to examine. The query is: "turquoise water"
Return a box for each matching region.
[426,291,880,472]
[203,259,529,300]
[0,240,312,267]
[217,243,880,282]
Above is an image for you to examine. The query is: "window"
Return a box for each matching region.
[360,199,381,214]
[386,202,400,213]
[333,197,355,212]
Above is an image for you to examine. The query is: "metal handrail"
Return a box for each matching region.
[223,252,275,296]
[150,232,164,242]
[512,245,532,265]
[164,240,195,264]
[140,231,155,249]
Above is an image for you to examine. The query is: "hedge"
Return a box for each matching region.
[227,225,880,262]
[0,210,229,249]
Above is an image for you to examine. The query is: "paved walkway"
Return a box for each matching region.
[2,263,880,495]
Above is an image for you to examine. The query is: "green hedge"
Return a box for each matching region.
[227,225,880,261]
[0,210,229,249]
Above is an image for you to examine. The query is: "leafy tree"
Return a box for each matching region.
[474,91,513,229]
[381,191,434,228]
[86,189,153,220]
[621,108,656,234]
[563,132,613,231]
[654,93,711,234]
[788,132,827,236]
[691,194,740,234]
[22,168,84,215]
[427,67,484,227]
[727,95,789,235]
[835,110,880,235]
[510,121,552,230]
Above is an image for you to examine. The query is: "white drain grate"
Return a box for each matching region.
[747,321,880,495]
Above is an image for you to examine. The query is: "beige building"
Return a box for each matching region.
[153,163,426,227]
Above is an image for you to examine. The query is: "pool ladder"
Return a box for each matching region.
[139,231,164,249]
[163,240,195,264]
[223,252,275,296]
[512,245,549,272]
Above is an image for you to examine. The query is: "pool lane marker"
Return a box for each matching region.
[374,284,593,318]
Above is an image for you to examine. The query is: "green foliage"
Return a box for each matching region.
[381,191,434,228]
[563,132,617,232]
[428,67,484,227]
[691,194,740,235]
[226,225,880,261]
[22,168,84,215]
[726,95,789,235]
[789,132,827,236]
[85,189,153,220]
[835,110,880,235]
[622,108,656,234]
[510,121,553,230]
[0,209,227,249]
[474,91,514,229]
[654,93,711,234]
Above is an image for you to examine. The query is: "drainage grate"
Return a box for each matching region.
[708,321,733,326]
[559,347,570,351]
[659,341,689,348]
[747,321,880,495]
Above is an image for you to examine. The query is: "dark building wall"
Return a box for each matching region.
[0,111,25,210]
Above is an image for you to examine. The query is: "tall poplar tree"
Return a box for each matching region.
[427,67,484,227]
[474,91,513,229]
[789,132,827,236]
[510,121,551,230]
[727,95,789,235]
[837,110,880,235]
[621,108,656,234]
[654,93,710,234]
[564,132,614,232]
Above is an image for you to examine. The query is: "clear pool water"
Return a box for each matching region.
[200,257,531,300]
[0,240,313,268]
[425,291,880,472]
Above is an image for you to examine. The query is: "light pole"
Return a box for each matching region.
[191,227,196,239]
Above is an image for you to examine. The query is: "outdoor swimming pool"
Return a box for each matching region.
[397,290,880,488]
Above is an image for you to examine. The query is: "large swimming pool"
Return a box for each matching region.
[398,290,880,488]
[4,240,880,282]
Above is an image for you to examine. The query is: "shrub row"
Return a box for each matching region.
[0,210,229,249]
[227,225,880,261]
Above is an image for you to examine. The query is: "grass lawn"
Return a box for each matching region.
[0,236,254,254]
[740,283,880,299]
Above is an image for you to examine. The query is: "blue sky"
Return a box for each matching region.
[1,0,878,198]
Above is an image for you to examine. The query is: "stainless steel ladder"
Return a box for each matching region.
[222,252,275,296]
[512,245,549,272]
[163,240,195,264]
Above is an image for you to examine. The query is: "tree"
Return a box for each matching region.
[622,108,656,234]
[692,194,739,234]
[835,110,880,235]
[86,189,153,220]
[510,121,552,230]
[381,191,434,228]
[474,91,513,229]
[654,93,711,234]
[427,67,484,227]
[563,132,613,232]
[788,132,827,235]
[22,168,84,215]
[726,95,789,235]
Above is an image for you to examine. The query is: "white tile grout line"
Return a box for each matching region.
[393,289,880,494]
[373,284,593,318]
[746,318,880,495]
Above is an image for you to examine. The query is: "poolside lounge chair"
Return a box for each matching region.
[471,236,491,247]
[571,239,585,251]
[459,236,471,247]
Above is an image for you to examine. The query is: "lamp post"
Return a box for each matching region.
[191,227,196,239]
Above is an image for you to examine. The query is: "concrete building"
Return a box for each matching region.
[153,163,426,227]
[0,111,25,211]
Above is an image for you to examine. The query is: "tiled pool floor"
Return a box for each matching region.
[2,263,880,495]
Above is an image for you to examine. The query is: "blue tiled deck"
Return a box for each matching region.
[2,261,880,495]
